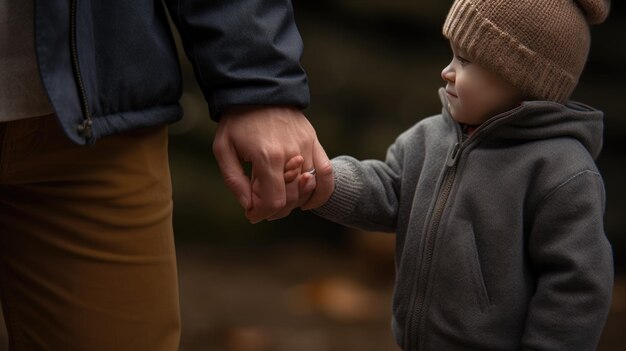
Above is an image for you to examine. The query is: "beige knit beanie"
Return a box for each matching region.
[443,0,611,102]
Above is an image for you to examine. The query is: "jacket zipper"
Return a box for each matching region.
[405,135,463,350]
[70,0,93,140]
[404,105,524,350]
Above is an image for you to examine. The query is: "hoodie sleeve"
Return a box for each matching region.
[313,138,405,233]
[522,170,613,351]
[163,0,309,119]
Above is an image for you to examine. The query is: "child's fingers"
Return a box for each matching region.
[283,168,301,183]
[301,141,333,210]
[293,171,318,210]
[299,171,317,195]
[283,155,304,183]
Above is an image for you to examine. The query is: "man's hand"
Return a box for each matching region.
[212,106,333,223]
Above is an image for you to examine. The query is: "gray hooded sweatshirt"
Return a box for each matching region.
[314,89,614,351]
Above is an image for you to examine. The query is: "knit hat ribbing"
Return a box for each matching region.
[443,0,610,103]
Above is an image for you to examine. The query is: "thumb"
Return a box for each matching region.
[301,140,333,210]
[213,138,252,210]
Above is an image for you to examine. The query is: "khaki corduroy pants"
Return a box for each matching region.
[0,115,180,350]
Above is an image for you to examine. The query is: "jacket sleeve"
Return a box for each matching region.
[522,170,613,351]
[313,139,405,233]
[163,0,310,119]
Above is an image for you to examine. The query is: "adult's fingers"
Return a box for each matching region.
[245,155,287,223]
[268,168,319,221]
[266,155,306,221]
[267,155,307,221]
[266,176,301,221]
[212,138,252,210]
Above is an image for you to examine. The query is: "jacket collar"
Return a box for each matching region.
[438,88,604,159]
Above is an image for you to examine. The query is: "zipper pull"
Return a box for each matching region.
[446,142,461,167]
[77,119,93,139]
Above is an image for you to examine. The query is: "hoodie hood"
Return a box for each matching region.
[438,88,604,159]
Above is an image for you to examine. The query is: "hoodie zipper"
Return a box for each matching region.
[405,131,464,350]
[70,0,93,140]
[404,104,524,350]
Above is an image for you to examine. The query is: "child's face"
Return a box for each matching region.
[441,43,524,126]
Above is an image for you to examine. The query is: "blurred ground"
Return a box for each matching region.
[0,237,624,350]
[177,240,626,351]
[176,234,399,351]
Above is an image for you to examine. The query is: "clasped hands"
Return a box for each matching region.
[213,106,333,223]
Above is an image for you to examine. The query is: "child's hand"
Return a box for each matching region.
[283,155,317,205]
[264,155,318,221]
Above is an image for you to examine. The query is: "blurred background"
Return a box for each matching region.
[165,1,626,350]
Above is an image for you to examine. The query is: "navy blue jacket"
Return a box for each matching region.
[34,0,310,145]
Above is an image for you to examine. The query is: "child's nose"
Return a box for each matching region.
[441,63,455,83]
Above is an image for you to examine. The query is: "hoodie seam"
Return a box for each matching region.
[538,169,601,206]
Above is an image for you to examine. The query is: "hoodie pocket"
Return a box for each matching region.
[466,225,490,310]
[432,221,491,312]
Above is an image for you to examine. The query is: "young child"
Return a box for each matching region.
[288,0,614,349]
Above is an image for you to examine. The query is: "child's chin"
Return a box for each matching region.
[451,114,470,124]
[451,112,488,126]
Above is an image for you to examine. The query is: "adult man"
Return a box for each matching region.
[0,0,331,349]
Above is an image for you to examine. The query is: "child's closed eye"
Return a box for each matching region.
[455,55,470,66]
